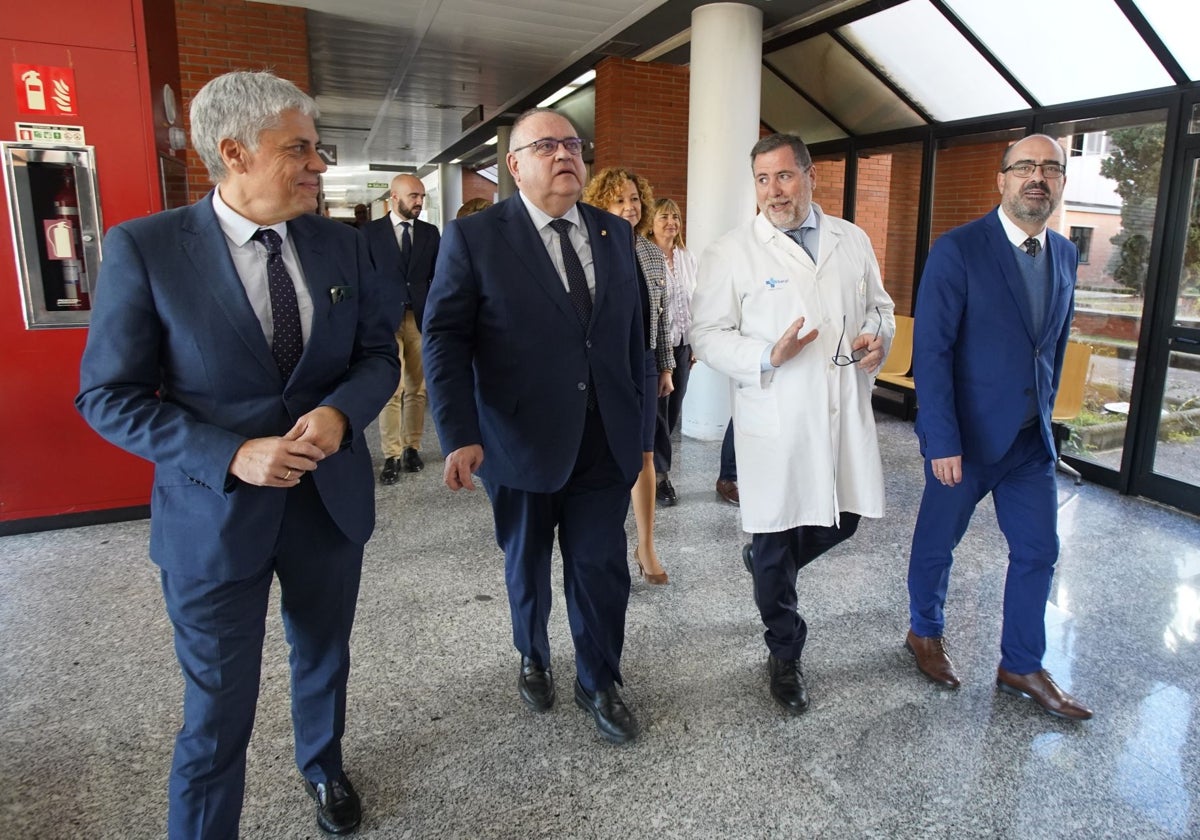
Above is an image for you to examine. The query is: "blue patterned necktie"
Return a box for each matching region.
[548,218,593,328]
[1022,237,1041,257]
[253,228,303,381]
[786,227,816,262]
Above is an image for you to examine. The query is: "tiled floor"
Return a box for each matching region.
[2,414,1198,839]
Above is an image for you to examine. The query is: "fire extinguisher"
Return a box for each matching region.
[48,170,87,310]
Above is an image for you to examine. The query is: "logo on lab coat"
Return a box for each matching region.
[764,277,790,289]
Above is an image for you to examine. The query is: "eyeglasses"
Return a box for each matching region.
[1001,161,1066,179]
[832,306,881,367]
[511,137,588,157]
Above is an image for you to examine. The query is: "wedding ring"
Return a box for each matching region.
[284,470,292,480]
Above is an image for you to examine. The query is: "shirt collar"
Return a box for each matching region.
[996,206,1046,250]
[518,191,582,232]
[782,205,819,238]
[212,186,288,247]
[389,210,414,228]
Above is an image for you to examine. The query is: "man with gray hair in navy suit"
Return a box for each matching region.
[77,70,399,837]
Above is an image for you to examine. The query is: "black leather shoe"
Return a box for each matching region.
[401,447,424,472]
[574,679,640,744]
[379,457,400,485]
[305,772,361,835]
[768,654,809,715]
[517,656,555,711]
[742,543,754,574]
[655,477,678,506]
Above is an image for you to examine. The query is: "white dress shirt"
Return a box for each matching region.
[518,191,596,298]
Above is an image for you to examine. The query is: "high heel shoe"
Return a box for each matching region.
[634,549,669,585]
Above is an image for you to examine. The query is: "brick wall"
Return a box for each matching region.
[812,156,844,217]
[930,140,1008,243]
[855,153,893,279]
[461,169,498,209]
[174,0,310,200]
[881,143,922,316]
[593,57,690,228]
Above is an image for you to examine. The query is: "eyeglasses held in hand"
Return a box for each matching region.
[1001,161,1066,179]
[511,137,588,157]
[832,306,882,367]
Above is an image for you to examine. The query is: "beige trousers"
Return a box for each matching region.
[379,309,426,456]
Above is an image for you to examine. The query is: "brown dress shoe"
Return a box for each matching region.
[905,629,960,689]
[996,667,1093,720]
[715,479,740,506]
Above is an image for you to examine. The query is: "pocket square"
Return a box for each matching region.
[329,285,354,303]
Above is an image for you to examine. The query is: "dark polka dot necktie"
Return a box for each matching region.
[1022,237,1041,257]
[253,228,303,381]
[548,218,593,328]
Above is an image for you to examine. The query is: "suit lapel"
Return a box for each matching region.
[181,194,277,377]
[580,204,609,321]
[289,214,333,372]
[410,220,433,275]
[984,212,1037,344]
[498,197,581,326]
[1042,233,1075,346]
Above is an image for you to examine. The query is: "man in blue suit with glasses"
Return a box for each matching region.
[905,133,1092,721]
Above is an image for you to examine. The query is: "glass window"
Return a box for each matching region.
[1133,0,1200,81]
[929,129,1024,243]
[1044,110,1170,473]
[854,142,924,316]
[765,35,924,135]
[944,0,1174,105]
[840,0,1026,122]
[760,69,847,145]
[1070,226,1094,263]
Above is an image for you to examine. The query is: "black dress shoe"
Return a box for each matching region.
[767,654,809,715]
[574,679,640,744]
[379,457,400,485]
[655,477,678,506]
[401,447,424,472]
[305,772,361,835]
[742,543,754,574]
[517,656,555,711]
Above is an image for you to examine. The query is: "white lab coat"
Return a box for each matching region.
[691,207,895,533]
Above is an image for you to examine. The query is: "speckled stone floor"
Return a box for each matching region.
[2,413,1198,839]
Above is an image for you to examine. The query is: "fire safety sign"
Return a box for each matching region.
[13,65,78,116]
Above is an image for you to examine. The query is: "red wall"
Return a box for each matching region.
[593,57,690,229]
[0,1,180,525]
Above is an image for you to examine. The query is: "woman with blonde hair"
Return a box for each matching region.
[456,197,493,218]
[582,167,673,585]
[649,198,697,506]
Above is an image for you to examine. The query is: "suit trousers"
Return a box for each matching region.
[380,308,426,455]
[160,477,362,840]
[483,408,634,692]
[653,342,691,473]
[719,419,737,482]
[907,424,1059,674]
[750,515,860,661]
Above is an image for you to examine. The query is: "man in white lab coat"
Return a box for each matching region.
[691,133,895,715]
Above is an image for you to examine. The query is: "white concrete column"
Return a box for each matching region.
[439,163,463,227]
[496,124,516,199]
[682,2,762,441]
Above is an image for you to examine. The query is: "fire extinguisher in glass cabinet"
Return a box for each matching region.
[43,168,90,311]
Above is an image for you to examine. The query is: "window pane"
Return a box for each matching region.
[760,69,847,145]
[1044,111,1169,473]
[765,35,924,134]
[854,142,923,316]
[945,0,1174,104]
[929,129,1024,243]
[1133,0,1200,80]
[840,0,1026,121]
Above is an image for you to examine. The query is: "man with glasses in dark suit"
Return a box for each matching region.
[423,108,645,744]
[905,134,1092,721]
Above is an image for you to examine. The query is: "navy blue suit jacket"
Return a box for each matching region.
[76,192,400,581]
[362,215,439,330]
[422,196,644,493]
[914,208,1077,466]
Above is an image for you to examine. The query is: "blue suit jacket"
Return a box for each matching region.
[361,215,440,330]
[913,209,1077,465]
[76,192,400,580]
[422,196,644,493]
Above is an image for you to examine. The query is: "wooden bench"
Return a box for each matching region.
[873,314,917,420]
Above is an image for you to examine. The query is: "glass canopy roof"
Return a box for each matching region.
[762,0,1200,139]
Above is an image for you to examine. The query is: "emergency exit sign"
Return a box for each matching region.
[366,182,389,189]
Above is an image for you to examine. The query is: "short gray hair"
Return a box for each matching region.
[750,133,812,170]
[189,71,319,183]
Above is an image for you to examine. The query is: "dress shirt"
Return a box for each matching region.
[996,206,1046,253]
[518,191,596,299]
[389,210,417,249]
[212,186,314,345]
[663,245,696,347]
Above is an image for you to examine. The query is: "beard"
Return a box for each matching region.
[1003,185,1055,226]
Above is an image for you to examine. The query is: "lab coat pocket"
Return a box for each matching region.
[734,385,780,438]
